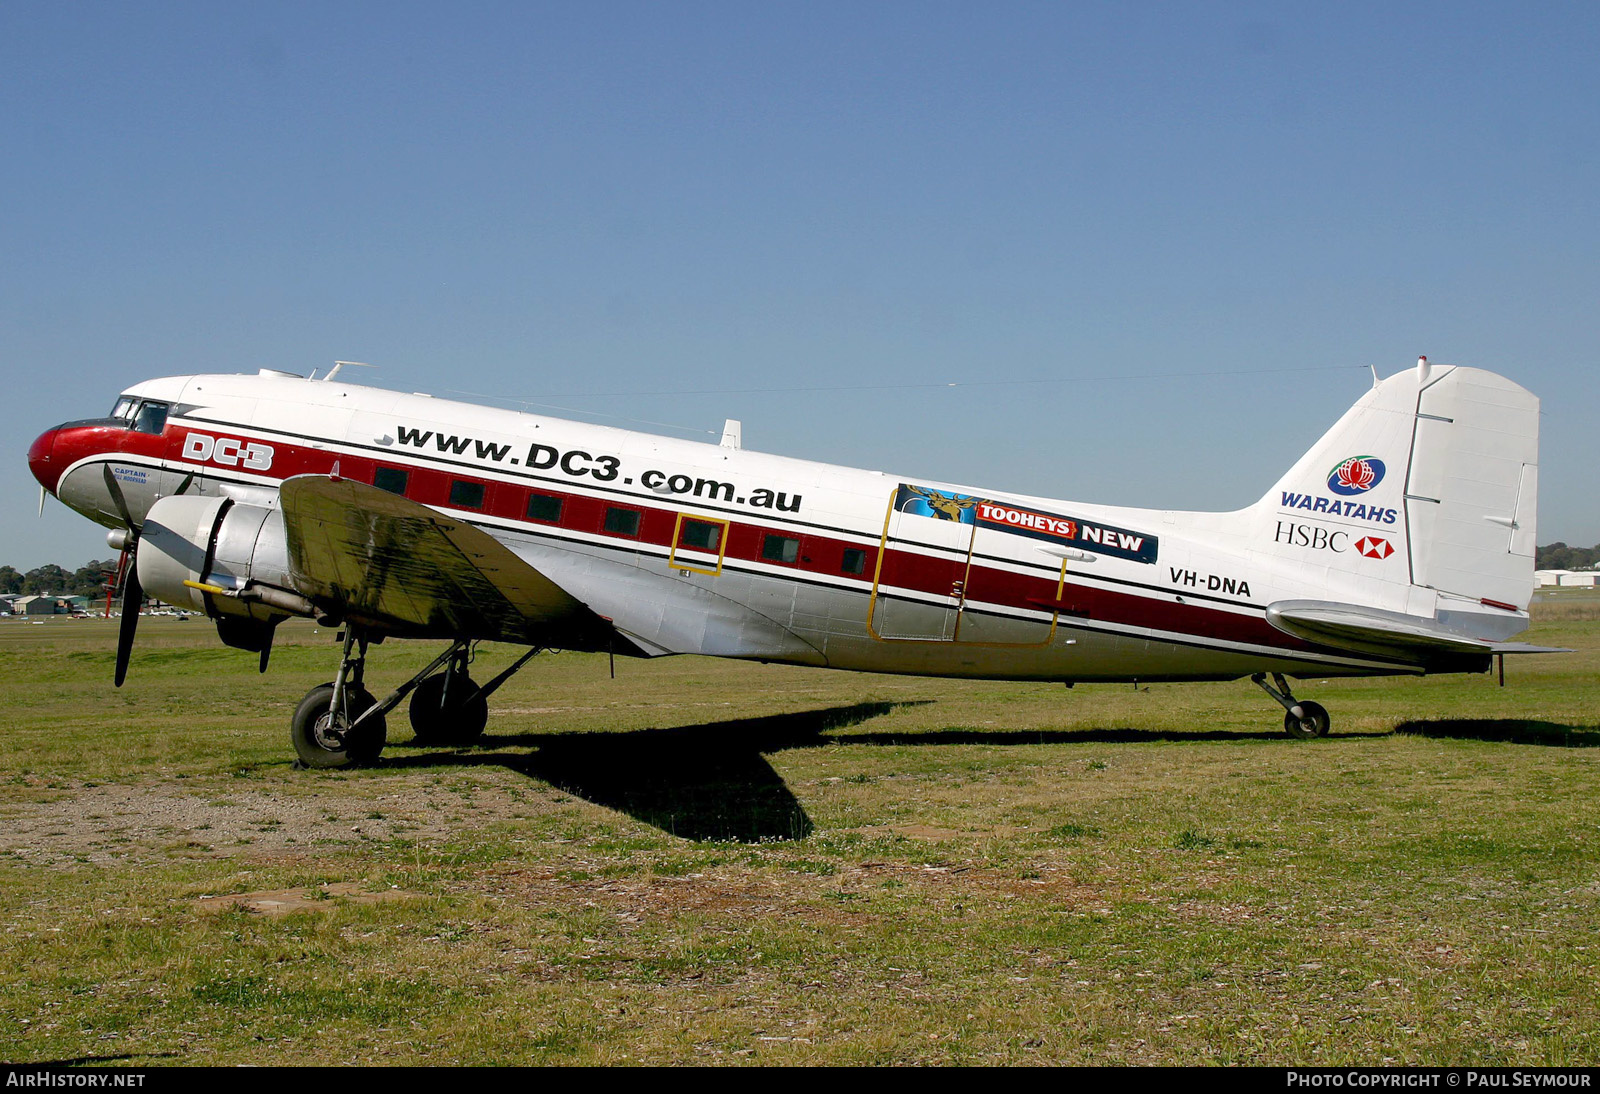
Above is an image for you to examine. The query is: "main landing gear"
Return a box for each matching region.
[291,629,386,769]
[290,633,543,769]
[1252,672,1331,739]
[409,643,489,745]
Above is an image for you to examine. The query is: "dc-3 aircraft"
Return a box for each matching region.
[27,356,1553,768]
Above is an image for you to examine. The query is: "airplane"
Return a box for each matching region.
[26,356,1553,769]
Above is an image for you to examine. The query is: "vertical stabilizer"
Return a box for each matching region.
[1250,362,1539,637]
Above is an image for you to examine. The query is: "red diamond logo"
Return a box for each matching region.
[1356,536,1393,559]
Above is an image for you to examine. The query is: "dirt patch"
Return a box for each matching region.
[1169,899,1260,925]
[843,823,1040,843]
[481,865,878,928]
[853,858,1113,907]
[0,773,553,868]
[194,881,425,916]
[887,824,964,841]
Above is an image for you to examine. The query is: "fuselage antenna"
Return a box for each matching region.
[325,361,375,383]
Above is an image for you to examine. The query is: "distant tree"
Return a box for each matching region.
[1536,542,1600,570]
[1539,542,1571,569]
[22,564,71,596]
[69,559,117,598]
[0,565,20,595]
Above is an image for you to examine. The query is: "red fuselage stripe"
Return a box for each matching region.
[53,420,1316,655]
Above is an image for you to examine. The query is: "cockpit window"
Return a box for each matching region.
[111,397,138,421]
[132,401,169,435]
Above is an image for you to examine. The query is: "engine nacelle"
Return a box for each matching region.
[136,495,306,631]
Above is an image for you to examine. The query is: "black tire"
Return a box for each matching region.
[1283,699,1331,739]
[291,684,387,768]
[408,673,489,744]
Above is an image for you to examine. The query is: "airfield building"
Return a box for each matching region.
[12,595,67,615]
[1535,569,1600,588]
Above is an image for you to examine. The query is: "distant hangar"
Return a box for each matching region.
[1535,569,1600,588]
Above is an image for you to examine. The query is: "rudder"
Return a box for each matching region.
[1405,363,1539,613]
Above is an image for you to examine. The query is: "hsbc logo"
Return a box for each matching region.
[1277,522,1397,561]
[1275,521,1348,553]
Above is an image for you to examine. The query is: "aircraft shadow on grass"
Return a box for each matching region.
[374,701,1412,843]
[376,710,1599,842]
[381,701,917,843]
[1392,719,1600,747]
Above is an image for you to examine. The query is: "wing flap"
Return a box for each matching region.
[279,475,595,642]
[509,538,829,664]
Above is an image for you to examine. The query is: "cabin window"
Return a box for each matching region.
[449,480,485,509]
[526,493,563,523]
[679,518,722,552]
[110,397,137,421]
[841,548,867,575]
[132,401,168,435]
[761,534,800,564]
[374,467,409,495]
[604,507,641,537]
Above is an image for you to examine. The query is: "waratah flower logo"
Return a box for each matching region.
[1326,456,1386,496]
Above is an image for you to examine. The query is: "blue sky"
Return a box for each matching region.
[4,2,1596,569]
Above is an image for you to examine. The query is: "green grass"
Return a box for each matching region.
[0,604,1597,1065]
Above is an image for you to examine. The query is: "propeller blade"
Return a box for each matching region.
[114,561,143,687]
[38,485,46,517]
[101,465,140,532]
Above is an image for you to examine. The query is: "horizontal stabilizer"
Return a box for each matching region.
[1487,642,1574,655]
[1266,599,1496,662]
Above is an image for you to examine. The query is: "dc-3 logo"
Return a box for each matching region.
[182,432,275,472]
[1327,455,1385,496]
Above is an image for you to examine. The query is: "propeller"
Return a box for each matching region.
[104,468,197,686]
[103,466,143,688]
[114,561,143,687]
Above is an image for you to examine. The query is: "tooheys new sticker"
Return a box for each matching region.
[894,484,1159,564]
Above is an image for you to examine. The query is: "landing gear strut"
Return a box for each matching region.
[291,637,546,769]
[1252,672,1331,739]
[290,629,387,768]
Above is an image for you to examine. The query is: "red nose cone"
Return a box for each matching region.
[27,428,61,494]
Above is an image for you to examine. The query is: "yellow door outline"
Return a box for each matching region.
[868,486,1065,647]
[669,512,731,576]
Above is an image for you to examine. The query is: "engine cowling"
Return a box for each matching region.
[135,495,310,637]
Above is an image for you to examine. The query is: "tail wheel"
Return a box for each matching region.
[291,684,387,768]
[408,673,489,744]
[1283,700,1331,739]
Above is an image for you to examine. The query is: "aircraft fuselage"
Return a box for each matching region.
[27,370,1482,684]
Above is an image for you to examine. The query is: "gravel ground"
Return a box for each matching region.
[0,773,544,868]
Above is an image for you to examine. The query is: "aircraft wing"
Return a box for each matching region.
[278,475,605,644]
[1265,600,1569,665]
